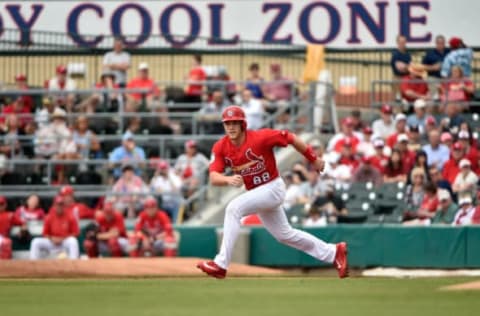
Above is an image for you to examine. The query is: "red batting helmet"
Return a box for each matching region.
[222,106,247,129]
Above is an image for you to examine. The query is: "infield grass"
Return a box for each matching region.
[0,277,478,316]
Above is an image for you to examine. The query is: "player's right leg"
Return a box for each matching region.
[61,236,80,259]
[0,237,12,259]
[29,237,54,260]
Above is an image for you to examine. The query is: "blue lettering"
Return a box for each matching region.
[6,4,43,46]
[67,4,103,47]
[111,3,151,47]
[299,2,341,44]
[208,4,239,45]
[348,2,388,44]
[160,3,200,47]
[261,3,292,44]
[398,1,431,43]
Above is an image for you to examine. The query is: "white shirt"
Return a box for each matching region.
[241,98,264,130]
[452,206,476,226]
[47,77,76,91]
[283,184,304,210]
[304,216,327,227]
[103,51,131,84]
[372,118,395,138]
[150,171,182,194]
[453,171,478,198]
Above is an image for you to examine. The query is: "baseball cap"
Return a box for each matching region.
[409,125,420,133]
[414,99,426,109]
[459,196,472,205]
[459,158,471,168]
[425,116,436,125]
[363,126,373,134]
[453,141,463,151]
[15,74,27,81]
[342,117,355,126]
[60,185,74,196]
[381,104,393,114]
[373,138,385,148]
[0,196,6,204]
[441,132,453,142]
[122,131,134,142]
[449,37,463,49]
[157,160,169,170]
[395,113,407,122]
[458,130,470,139]
[56,65,67,75]
[397,134,409,143]
[52,107,67,119]
[185,140,197,149]
[438,189,451,201]
[138,62,149,70]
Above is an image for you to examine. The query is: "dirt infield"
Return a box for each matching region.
[440,280,480,291]
[0,258,287,278]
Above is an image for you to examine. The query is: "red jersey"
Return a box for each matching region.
[50,202,94,220]
[419,195,439,213]
[127,77,160,101]
[15,206,45,221]
[186,67,206,96]
[0,211,24,237]
[135,210,173,238]
[442,158,461,184]
[210,129,291,190]
[370,154,389,173]
[96,212,127,237]
[43,211,79,237]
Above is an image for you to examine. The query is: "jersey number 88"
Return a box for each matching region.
[253,172,270,185]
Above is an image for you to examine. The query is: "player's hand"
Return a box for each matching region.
[227,175,244,187]
[313,158,325,173]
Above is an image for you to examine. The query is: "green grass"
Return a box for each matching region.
[0,278,478,316]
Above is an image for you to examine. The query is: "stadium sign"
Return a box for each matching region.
[0,0,477,49]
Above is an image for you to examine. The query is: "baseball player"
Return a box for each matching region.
[83,202,129,258]
[197,106,348,279]
[57,185,95,220]
[0,196,28,259]
[129,197,177,257]
[30,196,80,259]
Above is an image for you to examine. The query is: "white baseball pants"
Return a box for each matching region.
[30,236,79,260]
[214,177,336,269]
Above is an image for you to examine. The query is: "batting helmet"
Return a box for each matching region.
[222,106,247,129]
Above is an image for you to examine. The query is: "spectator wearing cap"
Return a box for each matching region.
[356,126,376,157]
[338,138,360,170]
[327,116,362,153]
[352,156,383,186]
[441,37,473,78]
[396,133,416,171]
[239,89,264,130]
[386,113,407,148]
[440,65,474,105]
[150,160,183,222]
[407,99,429,132]
[400,65,429,103]
[372,104,395,138]
[423,115,438,137]
[442,142,465,184]
[245,62,264,99]
[422,35,450,79]
[108,131,146,179]
[55,185,95,220]
[34,97,56,129]
[14,194,45,222]
[174,140,209,198]
[14,73,34,111]
[112,164,150,218]
[384,149,408,183]
[30,196,80,260]
[422,129,450,169]
[370,138,390,173]
[184,54,207,103]
[431,189,457,225]
[126,62,161,111]
[440,132,453,149]
[452,196,476,226]
[103,37,131,87]
[46,65,77,112]
[0,96,32,132]
[452,159,478,200]
[0,196,27,259]
[458,130,480,173]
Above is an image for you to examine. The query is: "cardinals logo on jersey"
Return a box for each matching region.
[226,148,266,176]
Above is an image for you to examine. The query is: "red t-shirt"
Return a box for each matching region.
[370,154,389,173]
[127,77,160,101]
[441,79,474,102]
[15,206,45,221]
[135,210,174,238]
[400,76,429,102]
[210,129,291,190]
[442,158,461,184]
[401,150,416,172]
[0,104,32,128]
[333,137,360,153]
[338,155,360,170]
[96,212,127,238]
[42,211,79,237]
[420,195,439,213]
[0,211,24,237]
[186,67,206,96]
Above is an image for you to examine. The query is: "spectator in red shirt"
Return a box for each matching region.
[184,54,206,103]
[384,149,407,183]
[126,62,161,111]
[83,202,129,258]
[14,74,34,111]
[400,64,429,103]
[338,139,359,170]
[397,134,416,171]
[29,196,79,259]
[442,142,465,184]
[129,197,177,257]
[404,182,439,224]
[46,65,77,112]
[0,196,27,259]
[458,130,480,173]
[15,194,45,221]
[263,63,293,103]
[0,96,32,132]
[328,117,362,153]
[440,65,475,105]
[386,113,407,148]
[370,138,389,173]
